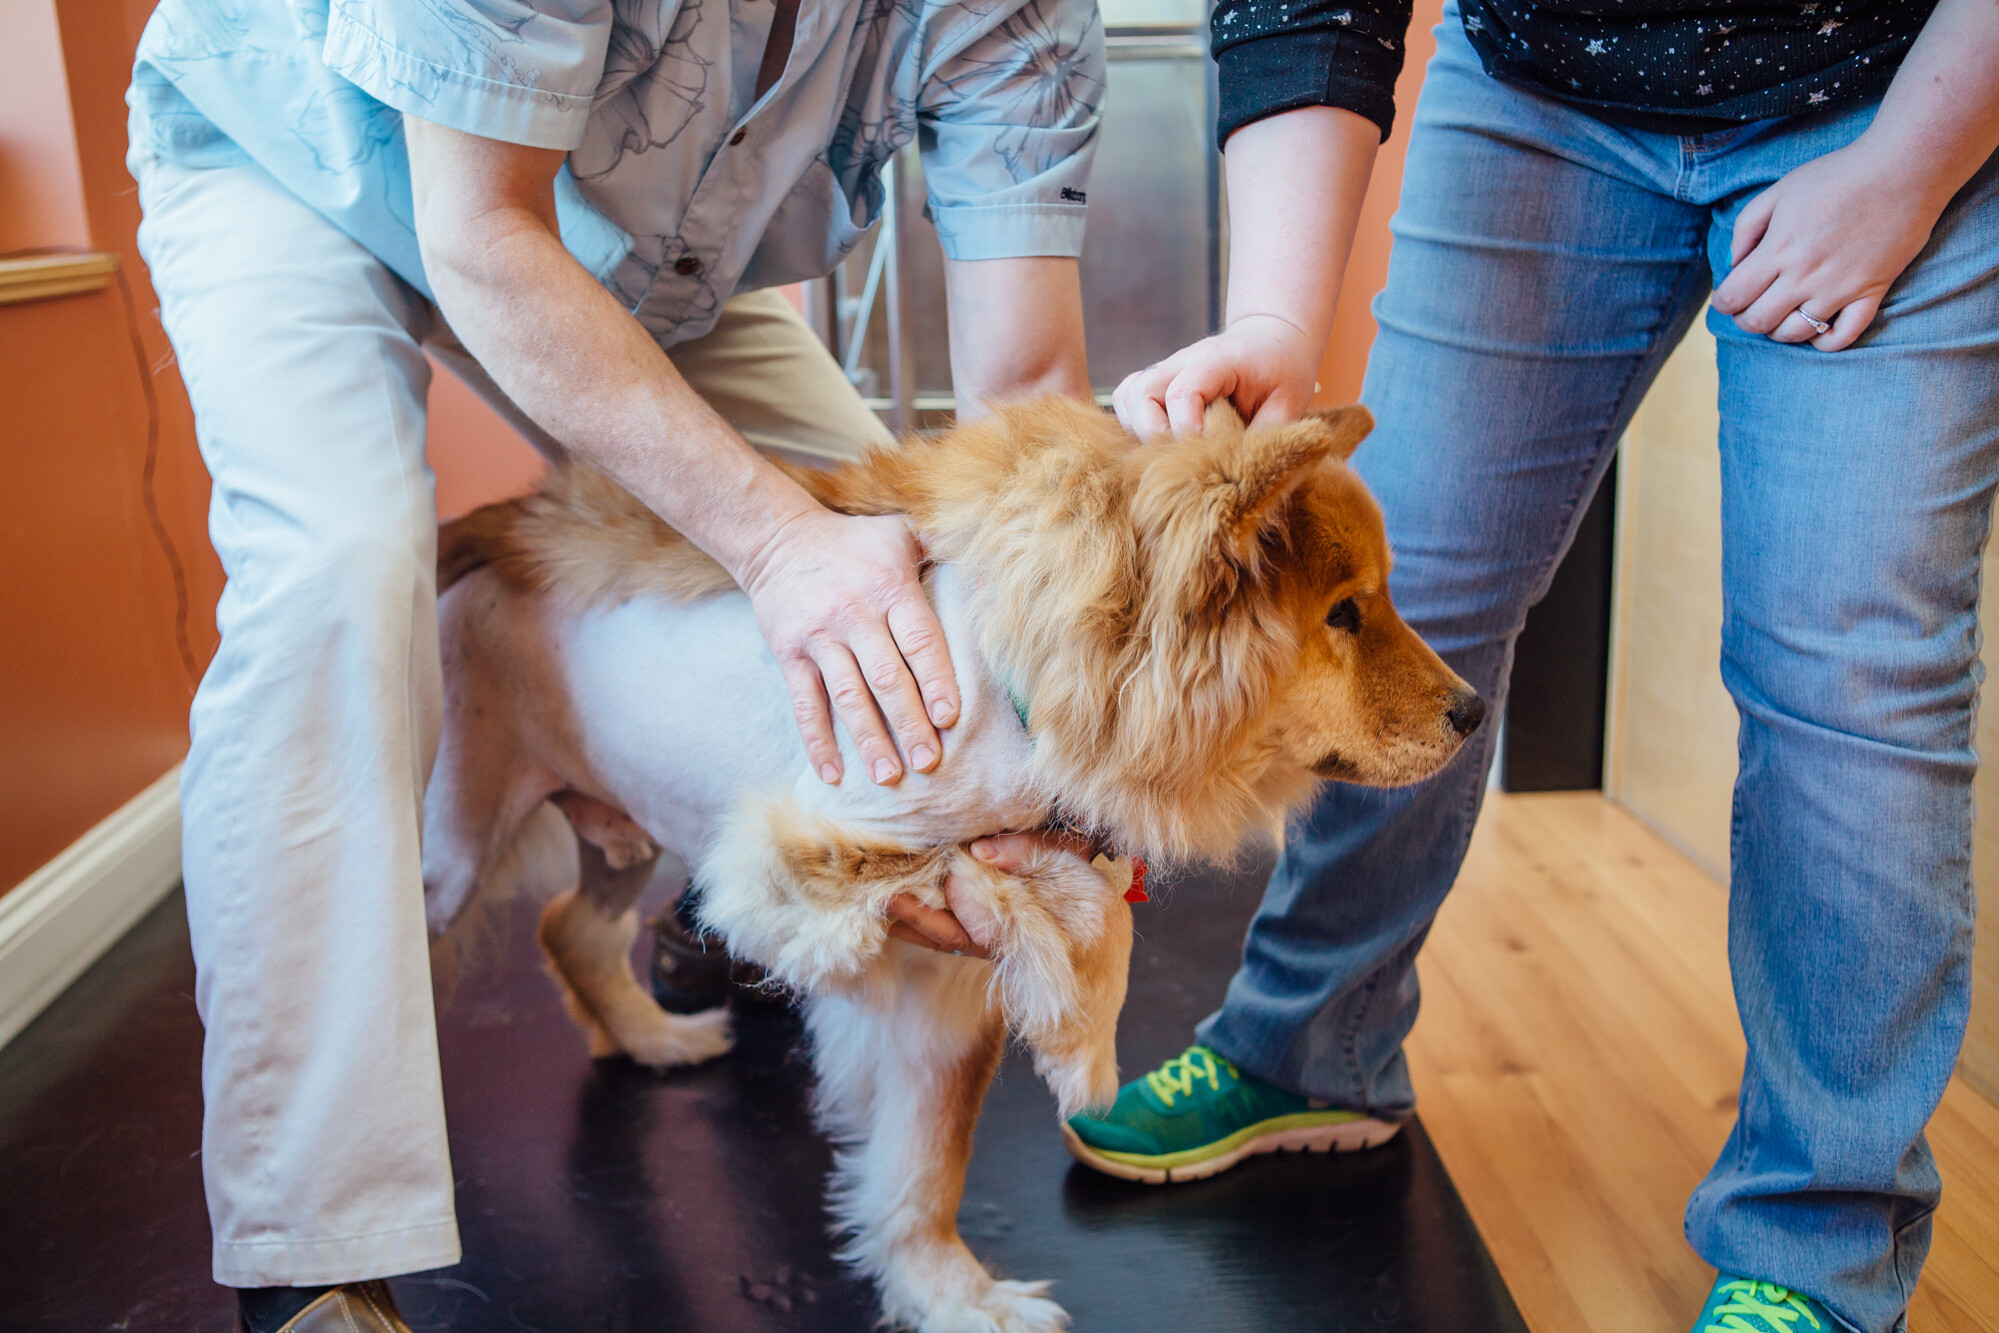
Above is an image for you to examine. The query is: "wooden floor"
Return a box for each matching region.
[1407,792,1999,1333]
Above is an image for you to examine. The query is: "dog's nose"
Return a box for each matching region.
[1447,689,1487,738]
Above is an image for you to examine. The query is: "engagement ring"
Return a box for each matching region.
[1795,306,1831,335]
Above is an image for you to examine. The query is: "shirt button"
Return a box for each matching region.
[674,256,703,276]
[730,127,748,145]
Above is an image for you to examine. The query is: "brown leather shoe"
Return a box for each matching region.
[248,1282,413,1333]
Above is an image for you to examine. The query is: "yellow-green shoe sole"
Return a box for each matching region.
[1061,1112,1402,1184]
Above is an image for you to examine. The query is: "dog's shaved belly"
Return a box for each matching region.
[549,592,803,859]
[436,564,1050,896]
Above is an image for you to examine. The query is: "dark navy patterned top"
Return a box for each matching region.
[1211,1,1940,144]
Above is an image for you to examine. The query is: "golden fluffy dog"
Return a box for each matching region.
[421,397,1481,1331]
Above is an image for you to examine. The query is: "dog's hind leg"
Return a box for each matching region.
[538,794,732,1068]
[810,963,1069,1333]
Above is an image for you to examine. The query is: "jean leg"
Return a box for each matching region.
[1683,152,1999,1333]
[1198,24,1711,1108]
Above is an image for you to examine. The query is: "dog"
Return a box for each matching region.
[420,396,1483,1332]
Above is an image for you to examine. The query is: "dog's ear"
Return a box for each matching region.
[1205,406,1372,557]
[1202,397,1247,439]
[1304,404,1373,462]
[1134,406,1352,578]
[1209,418,1339,560]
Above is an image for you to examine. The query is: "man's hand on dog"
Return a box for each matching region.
[741,507,958,788]
[886,830,1095,958]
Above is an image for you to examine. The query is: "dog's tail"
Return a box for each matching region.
[438,499,528,594]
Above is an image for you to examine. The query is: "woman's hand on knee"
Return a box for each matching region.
[1113,315,1322,440]
[1713,140,1944,353]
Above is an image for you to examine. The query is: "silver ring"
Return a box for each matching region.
[1795,305,1831,335]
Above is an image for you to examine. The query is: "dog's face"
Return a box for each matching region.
[1124,401,1483,797]
[860,395,1484,863]
[1244,421,1485,788]
[962,397,1482,863]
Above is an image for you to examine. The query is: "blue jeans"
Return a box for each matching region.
[1196,16,1998,1333]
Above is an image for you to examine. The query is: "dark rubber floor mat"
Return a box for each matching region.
[0,855,1526,1332]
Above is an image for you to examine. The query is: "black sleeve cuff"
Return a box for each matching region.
[1215,29,1403,146]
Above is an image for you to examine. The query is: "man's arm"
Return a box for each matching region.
[405,119,961,788]
[943,256,1094,418]
[1112,106,1379,439]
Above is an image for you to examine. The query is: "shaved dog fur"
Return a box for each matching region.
[421,397,1482,1331]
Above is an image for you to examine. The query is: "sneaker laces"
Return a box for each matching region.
[1704,1281,1823,1333]
[1145,1046,1237,1107]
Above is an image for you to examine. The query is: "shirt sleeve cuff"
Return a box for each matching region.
[928,203,1089,261]
[323,8,593,151]
[1216,31,1400,146]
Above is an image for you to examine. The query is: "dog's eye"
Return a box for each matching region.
[1326,598,1361,635]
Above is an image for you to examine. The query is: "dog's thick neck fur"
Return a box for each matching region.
[442,396,1371,865]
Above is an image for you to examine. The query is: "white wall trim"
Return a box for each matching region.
[0,766,182,1052]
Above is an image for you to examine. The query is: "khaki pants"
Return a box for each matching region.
[133,145,884,1287]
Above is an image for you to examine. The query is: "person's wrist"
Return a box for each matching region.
[1842,125,1968,216]
[1220,311,1326,395]
[726,490,825,598]
[1223,310,1328,368]
[1223,309,1317,345]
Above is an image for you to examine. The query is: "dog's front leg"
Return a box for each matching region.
[809,963,1068,1333]
[538,796,732,1068]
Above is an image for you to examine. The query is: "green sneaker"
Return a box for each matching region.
[1061,1045,1400,1183]
[1693,1276,1834,1333]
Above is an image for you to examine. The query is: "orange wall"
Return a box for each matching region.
[0,0,562,894]
[428,363,546,520]
[1314,0,1448,407]
[1,0,223,893]
[0,285,213,889]
[0,0,556,895]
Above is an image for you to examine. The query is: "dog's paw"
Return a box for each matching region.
[912,1280,1068,1333]
[619,1005,734,1069]
[1034,1051,1120,1122]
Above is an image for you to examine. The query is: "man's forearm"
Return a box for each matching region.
[407,124,819,585]
[1220,106,1380,359]
[1859,0,1999,211]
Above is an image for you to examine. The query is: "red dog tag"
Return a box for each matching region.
[1124,857,1149,903]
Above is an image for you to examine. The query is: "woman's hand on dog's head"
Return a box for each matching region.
[739,506,959,789]
[1113,314,1322,441]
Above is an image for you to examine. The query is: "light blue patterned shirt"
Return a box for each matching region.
[129,0,1104,345]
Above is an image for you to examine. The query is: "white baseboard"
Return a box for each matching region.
[0,766,183,1052]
